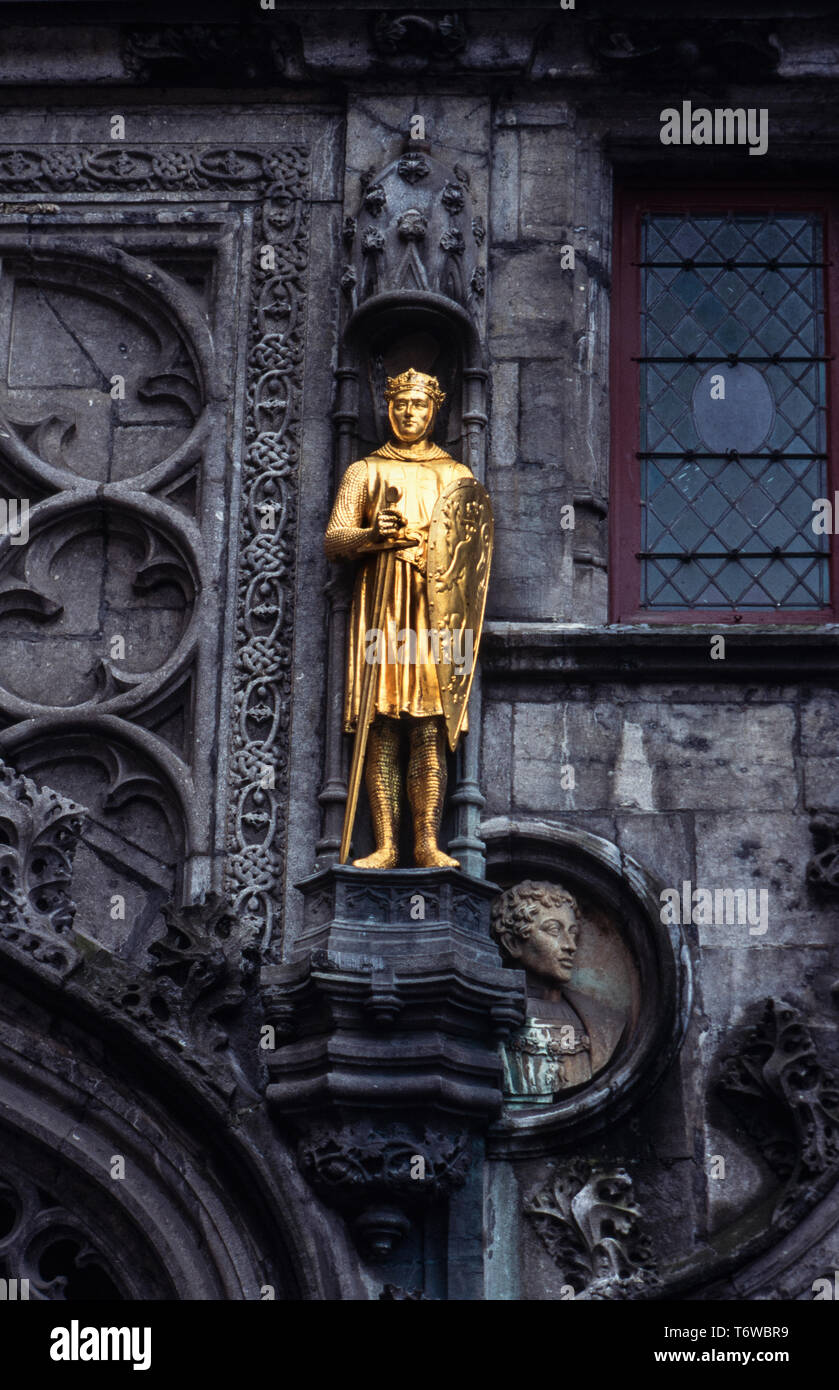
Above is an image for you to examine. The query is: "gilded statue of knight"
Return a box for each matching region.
[325,368,493,869]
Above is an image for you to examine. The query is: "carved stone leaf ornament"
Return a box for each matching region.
[108,894,261,1060]
[525,1160,659,1299]
[0,761,85,973]
[716,997,839,1223]
[297,1122,471,1203]
[589,20,782,82]
[807,812,839,896]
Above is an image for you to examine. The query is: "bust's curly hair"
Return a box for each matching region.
[490,879,579,949]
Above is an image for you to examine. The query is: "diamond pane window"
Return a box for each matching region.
[610,190,839,623]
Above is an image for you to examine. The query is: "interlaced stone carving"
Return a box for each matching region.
[0,145,302,193]
[298,1122,471,1202]
[224,149,309,946]
[524,1160,659,1299]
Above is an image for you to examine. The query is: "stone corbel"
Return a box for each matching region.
[261,866,525,1257]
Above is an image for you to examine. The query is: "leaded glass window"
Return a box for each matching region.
[639,211,828,610]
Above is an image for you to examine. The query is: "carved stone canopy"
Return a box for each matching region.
[342,140,486,327]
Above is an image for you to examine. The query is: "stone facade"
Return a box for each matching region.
[0,1,837,1308]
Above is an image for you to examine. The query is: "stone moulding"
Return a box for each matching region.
[0,145,304,194]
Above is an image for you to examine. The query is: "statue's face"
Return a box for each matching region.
[506,900,580,986]
[389,388,435,444]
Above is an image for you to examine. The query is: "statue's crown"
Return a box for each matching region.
[384,368,445,407]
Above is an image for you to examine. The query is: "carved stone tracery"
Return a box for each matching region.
[0,144,308,959]
[0,1167,128,1300]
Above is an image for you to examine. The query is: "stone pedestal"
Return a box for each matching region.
[261,866,525,1257]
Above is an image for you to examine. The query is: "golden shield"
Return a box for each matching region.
[426,477,494,751]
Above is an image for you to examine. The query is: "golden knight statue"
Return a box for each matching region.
[325,368,493,869]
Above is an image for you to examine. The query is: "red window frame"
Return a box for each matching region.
[609,185,839,624]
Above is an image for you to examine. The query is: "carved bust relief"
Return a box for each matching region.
[490,879,637,1105]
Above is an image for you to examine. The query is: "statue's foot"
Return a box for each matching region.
[414,843,460,869]
[353,845,398,869]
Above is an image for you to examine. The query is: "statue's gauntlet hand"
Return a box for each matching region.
[372,507,405,541]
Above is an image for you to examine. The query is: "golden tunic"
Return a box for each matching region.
[325,440,472,731]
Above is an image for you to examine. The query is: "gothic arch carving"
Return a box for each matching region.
[0,970,356,1301]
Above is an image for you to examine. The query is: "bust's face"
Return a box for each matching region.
[389,388,435,444]
[510,900,580,987]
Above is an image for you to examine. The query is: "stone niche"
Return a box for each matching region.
[481,816,692,1157]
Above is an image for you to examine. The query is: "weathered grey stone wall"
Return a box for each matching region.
[488,100,611,625]
[1,3,838,1306]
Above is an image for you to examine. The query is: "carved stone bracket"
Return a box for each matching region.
[716,997,839,1227]
[262,866,525,1255]
[524,1159,659,1300]
[296,1120,471,1259]
[372,13,468,63]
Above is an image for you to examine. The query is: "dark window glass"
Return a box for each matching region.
[638,212,828,610]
